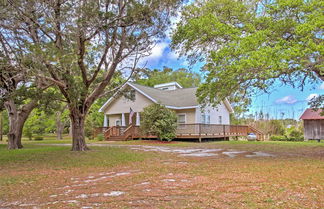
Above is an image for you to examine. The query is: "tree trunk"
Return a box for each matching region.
[4,99,38,149]
[7,119,24,149]
[70,110,89,151]
[69,119,73,137]
[6,104,24,149]
[56,120,64,140]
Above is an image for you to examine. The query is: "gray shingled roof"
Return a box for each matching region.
[130,83,198,107]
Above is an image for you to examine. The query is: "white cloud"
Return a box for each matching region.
[306,93,319,101]
[275,95,297,104]
[319,82,324,90]
[149,42,168,60]
[138,42,169,66]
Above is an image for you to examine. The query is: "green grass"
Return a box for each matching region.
[0,143,150,170]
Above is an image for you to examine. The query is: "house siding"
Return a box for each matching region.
[108,114,121,126]
[196,103,230,125]
[303,120,324,140]
[104,90,154,115]
[175,108,196,124]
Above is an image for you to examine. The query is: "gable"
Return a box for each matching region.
[99,82,234,113]
[103,88,153,114]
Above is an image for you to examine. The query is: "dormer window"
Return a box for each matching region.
[154,82,183,91]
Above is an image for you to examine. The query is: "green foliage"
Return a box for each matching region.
[268,120,285,136]
[23,110,56,137]
[308,95,324,115]
[285,126,304,141]
[136,67,201,88]
[96,133,104,141]
[270,135,287,141]
[1,0,181,150]
[270,125,304,141]
[172,0,324,108]
[141,103,177,141]
[33,136,44,141]
[1,112,8,135]
[85,99,106,139]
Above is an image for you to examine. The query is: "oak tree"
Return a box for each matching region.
[2,0,181,150]
[172,0,323,108]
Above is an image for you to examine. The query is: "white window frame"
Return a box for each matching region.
[177,113,186,124]
[115,119,121,126]
[201,114,210,124]
[177,113,186,129]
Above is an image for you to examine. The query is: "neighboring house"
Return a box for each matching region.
[98,82,262,141]
[300,108,324,141]
[99,82,234,127]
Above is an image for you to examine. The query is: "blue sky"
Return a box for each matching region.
[139,40,324,120]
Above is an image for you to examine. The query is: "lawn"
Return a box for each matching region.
[0,139,323,208]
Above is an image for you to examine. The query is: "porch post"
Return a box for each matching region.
[121,113,126,126]
[103,114,108,127]
[136,112,140,126]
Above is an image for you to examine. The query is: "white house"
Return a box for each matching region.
[99,81,234,128]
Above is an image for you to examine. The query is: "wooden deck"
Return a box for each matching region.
[96,124,265,141]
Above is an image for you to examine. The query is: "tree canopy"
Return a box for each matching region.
[1,0,181,150]
[172,0,323,108]
[135,67,201,88]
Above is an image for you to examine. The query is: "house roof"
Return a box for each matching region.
[99,82,234,113]
[300,108,324,120]
[129,82,197,107]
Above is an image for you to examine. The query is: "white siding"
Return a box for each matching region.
[104,90,153,115]
[195,102,230,125]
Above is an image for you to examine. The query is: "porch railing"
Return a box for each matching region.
[100,123,263,140]
[176,124,250,137]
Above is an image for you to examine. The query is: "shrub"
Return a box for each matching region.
[285,126,304,141]
[270,135,287,141]
[34,136,44,141]
[287,129,304,141]
[141,103,177,141]
[96,133,105,141]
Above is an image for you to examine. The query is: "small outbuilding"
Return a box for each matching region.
[300,108,324,141]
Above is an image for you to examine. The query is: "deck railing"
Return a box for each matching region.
[99,123,263,140]
[176,124,249,137]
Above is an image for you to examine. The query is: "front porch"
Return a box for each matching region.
[98,124,265,141]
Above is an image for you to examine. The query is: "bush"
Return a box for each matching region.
[34,136,44,141]
[286,126,304,141]
[141,103,177,141]
[287,131,304,141]
[96,133,104,141]
[270,135,287,141]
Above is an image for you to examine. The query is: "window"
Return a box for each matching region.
[115,119,121,126]
[201,114,210,124]
[218,116,222,124]
[177,114,186,129]
[177,114,186,124]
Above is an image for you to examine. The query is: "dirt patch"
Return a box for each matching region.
[130,145,275,158]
